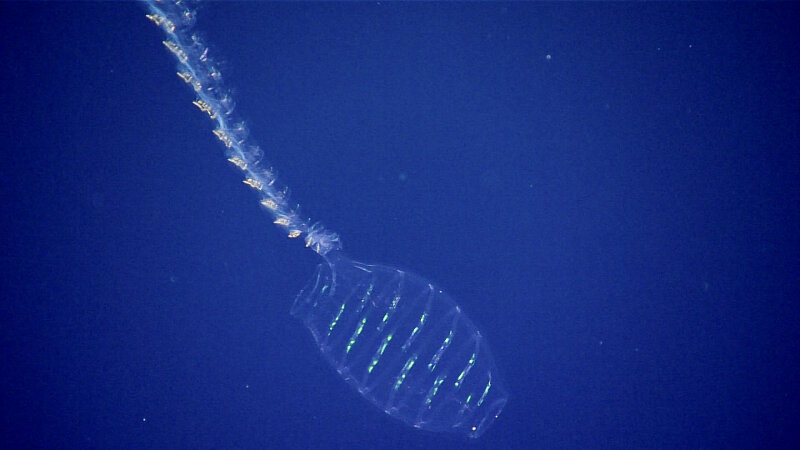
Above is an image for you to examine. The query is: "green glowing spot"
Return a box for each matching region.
[328,303,346,334]
[428,330,455,371]
[402,311,428,351]
[367,333,392,374]
[425,375,446,406]
[466,394,472,404]
[476,379,492,407]
[454,353,476,388]
[313,284,330,308]
[346,316,368,354]
[377,295,400,333]
[392,354,418,392]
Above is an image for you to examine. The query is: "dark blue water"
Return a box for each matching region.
[2,3,798,448]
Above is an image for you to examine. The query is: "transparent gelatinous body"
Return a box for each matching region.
[293,251,508,438]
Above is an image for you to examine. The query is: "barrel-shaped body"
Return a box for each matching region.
[292,251,508,438]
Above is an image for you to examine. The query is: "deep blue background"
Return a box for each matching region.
[1,2,799,449]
